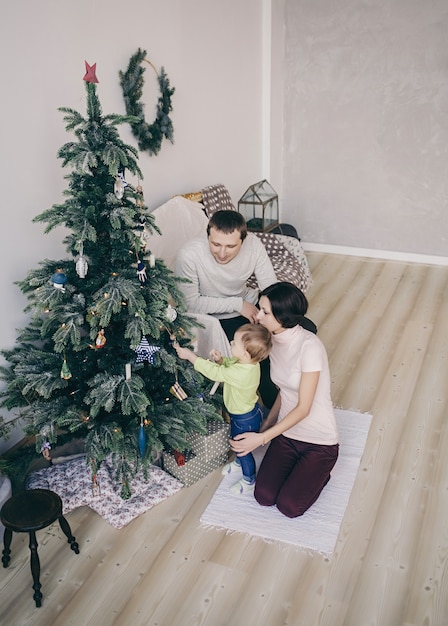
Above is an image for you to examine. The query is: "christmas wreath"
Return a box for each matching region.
[119,48,175,156]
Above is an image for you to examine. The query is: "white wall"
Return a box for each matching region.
[280,0,448,258]
[0,0,265,451]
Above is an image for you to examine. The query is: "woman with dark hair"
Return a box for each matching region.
[230,282,339,518]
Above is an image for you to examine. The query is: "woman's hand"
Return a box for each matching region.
[230,431,264,456]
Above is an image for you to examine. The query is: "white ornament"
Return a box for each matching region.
[76,255,89,279]
[114,172,128,199]
[140,229,149,251]
[166,304,177,322]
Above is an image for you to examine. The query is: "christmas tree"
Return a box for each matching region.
[0,63,221,498]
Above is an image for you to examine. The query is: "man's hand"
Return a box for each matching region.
[240,300,259,323]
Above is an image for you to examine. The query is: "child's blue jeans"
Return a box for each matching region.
[228,403,263,483]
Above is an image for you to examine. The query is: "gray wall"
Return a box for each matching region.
[280,0,448,257]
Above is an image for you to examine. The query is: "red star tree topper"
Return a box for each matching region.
[83,61,99,84]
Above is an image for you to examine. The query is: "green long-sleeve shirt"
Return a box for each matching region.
[194,357,260,414]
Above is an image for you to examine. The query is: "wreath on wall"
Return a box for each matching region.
[119,48,175,156]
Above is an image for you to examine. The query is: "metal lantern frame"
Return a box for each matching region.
[237,179,279,233]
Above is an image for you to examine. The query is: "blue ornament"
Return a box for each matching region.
[135,337,161,364]
[51,270,68,291]
[138,423,147,457]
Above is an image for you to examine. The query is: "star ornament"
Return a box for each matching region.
[135,337,161,364]
[83,61,99,84]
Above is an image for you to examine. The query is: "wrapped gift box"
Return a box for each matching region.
[186,420,230,462]
[163,450,228,487]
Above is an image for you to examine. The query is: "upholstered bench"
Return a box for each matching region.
[1,488,79,607]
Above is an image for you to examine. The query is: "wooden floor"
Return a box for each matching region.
[1,252,447,626]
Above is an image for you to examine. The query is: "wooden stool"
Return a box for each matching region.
[1,488,79,607]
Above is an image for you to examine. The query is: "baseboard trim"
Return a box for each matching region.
[302,242,448,267]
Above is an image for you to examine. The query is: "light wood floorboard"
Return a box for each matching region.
[1,252,447,626]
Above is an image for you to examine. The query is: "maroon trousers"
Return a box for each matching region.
[254,434,339,518]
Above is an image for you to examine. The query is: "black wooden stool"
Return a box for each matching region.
[1,488,79,607]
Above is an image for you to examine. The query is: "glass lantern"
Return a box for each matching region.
[238,179,279,233]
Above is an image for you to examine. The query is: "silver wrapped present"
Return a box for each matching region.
[186,420,230,462]
[163,450,228,487]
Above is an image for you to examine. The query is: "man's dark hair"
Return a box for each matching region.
[207,210,247,241]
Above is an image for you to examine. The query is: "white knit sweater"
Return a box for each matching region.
[175,234,276,319]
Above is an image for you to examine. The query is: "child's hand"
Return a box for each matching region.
[174,342,196,364]
[210,349,223,364]
[173,343,190,360]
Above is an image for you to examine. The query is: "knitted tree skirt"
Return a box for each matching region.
[26,456,183,529]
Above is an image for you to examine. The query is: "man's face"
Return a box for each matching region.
[208,227,243,264]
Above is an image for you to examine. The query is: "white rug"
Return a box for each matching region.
[200,409,372,555]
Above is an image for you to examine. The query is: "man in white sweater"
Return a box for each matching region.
[176,210,278,407]
[176,210,277,342]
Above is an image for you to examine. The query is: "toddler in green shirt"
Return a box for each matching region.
[174,324,272,494]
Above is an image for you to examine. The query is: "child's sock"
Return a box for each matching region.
[221,459,241,476]
[229,478,255,495]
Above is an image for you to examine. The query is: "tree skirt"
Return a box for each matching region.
[26,456,183,529]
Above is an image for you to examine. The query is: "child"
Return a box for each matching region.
[174,324,272,494]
